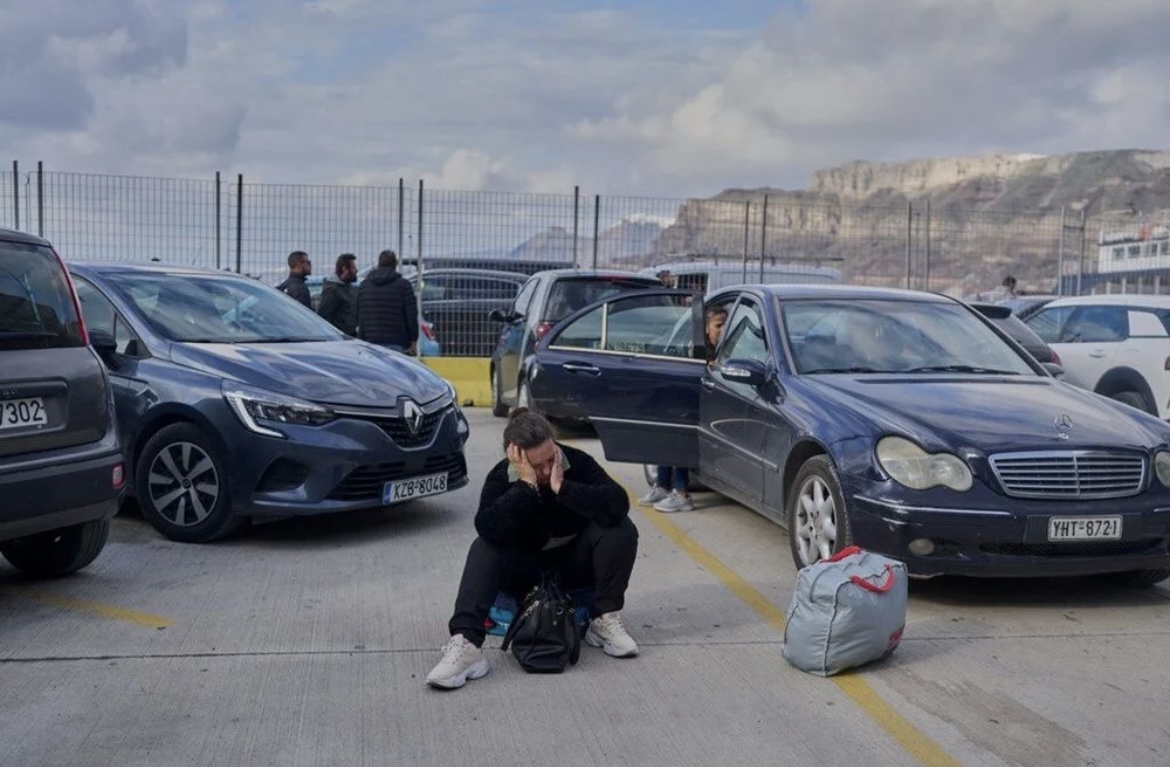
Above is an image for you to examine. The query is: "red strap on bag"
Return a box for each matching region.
[850,564,897,593]
[827,545,863,562]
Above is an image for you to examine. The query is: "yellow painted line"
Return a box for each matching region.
[602,468,961,767]
[5,588,172,630]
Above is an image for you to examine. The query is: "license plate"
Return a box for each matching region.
[0,397,47,431]
[382,471,448,505]
[1047,516,1122,542]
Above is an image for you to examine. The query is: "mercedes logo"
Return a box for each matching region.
[1054,413,1072,439]
[402,399,424,435]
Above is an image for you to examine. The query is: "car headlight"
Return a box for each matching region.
[222,381,336,438]
[1155,451,1170,487]
[875,436,973,492]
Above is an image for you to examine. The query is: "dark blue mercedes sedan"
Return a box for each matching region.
[528,284,1170,584]
[67,263,470,543]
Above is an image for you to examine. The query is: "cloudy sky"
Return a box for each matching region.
[2,0,1167,198]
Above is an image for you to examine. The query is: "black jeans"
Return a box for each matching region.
[448,517,639,647]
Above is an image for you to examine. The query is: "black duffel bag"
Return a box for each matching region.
[500,574,581,673]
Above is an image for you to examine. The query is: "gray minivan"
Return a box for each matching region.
[0,228,124,577]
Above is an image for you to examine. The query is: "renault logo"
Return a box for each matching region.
[402,399,424,435]
[1054,413,1072,439]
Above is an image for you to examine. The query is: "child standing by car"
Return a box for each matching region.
[638,306,727,513]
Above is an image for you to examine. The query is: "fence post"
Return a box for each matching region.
[591,194,600,269]
[741,200,751,282]
[1076,207,1087,295]
[572,186,580,266]
[417,179,425,349]
[214,172,222,270]
[758,194,769,280]
[36,161,43,237]
[923,199,931,291]
[905,202,913,289]
[11,160,17,230]
[398,178,405,260]
[1056,205,1067,296]
[235,174,243,273]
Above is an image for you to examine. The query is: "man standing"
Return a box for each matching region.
[318,253,359,335]
[426,408,639,690]
[278,250,312,308]
[357,249,418,353]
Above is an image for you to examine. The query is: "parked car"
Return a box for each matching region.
[304,276,441,356]
[1025,295,1170,418]
[531,284,1170,584]
[68,262,470,543]
[488,269,662,417]
[0,228,125,577]
[969,302,1063,373]
[407,268,528,357]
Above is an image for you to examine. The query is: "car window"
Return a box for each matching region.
[543,277,656,323]
[783,298,1036,375]
[414,276,449,301]
[73,277,142,355]
[1064,306,1128,343]
[477,278,522,300]
[1128,310,1169,338]
[716,299,769,365]
[108,271,345,344]
[1025,306,1075,343]
[549,294,695,358]
[0,241,86,351]
[513,278,537,315]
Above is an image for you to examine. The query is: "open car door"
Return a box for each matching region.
[530,290,707,468]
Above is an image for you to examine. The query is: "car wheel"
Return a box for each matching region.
[137,423,241,543]
[786,455,852,570]
[491,367,509,418]
[1112,390,1155,416]
[0,519,110,579]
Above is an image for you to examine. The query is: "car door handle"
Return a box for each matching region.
[701,377,716,391]
[1088,351,1106,358]
[561,362,600,376]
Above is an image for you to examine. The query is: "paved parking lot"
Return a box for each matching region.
[2,409,1169,767]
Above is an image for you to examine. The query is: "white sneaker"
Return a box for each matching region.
[638,485,669,506]
[426,634,490,689]
[653,490,694,513]
[585,612,639,658]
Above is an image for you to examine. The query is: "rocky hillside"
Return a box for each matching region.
[653,150,1170,295]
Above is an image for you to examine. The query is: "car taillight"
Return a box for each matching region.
[53,248,89,346]
[535,322,553,340]
[421,323,436,340]
[112,463,125,489]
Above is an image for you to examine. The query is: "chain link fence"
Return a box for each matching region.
[6,160,1159,356]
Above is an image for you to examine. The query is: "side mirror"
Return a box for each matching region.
[1042,361,1065,379]
[488,308,510,323]
[719,358,768,388]
[90,329,117,355]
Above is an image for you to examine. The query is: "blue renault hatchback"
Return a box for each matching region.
[67,263,470,543]
[528,285,1170,584]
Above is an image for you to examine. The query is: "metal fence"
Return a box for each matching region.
[5,160,1150,356]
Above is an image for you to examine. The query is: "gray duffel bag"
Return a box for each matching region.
[782,546,908,676]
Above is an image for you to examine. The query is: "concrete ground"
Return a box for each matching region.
[1,409,1168,767]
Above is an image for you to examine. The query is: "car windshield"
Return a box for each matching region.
[0,242,85,351]
[544,277,656,323]
[110,271,344,344]
[782,298,1036,375]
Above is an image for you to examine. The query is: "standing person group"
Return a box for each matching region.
[278,248,419,354]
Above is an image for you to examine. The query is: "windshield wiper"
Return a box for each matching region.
[905,365,1020,375]
[801,366,883,374]
[241,337,321,343]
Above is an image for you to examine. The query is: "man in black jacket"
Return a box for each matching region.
[426,408,639,690]
[278,250,312,308]
[317,253,359,335]
[357,249,418,352]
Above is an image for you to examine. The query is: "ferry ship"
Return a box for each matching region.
[1097,209,1170,274]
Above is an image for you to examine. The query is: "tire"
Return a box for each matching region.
[1109,569,1170,588]
[136,423,241,543]
[785,455,852,570]
[0,519,110,579]
[491,367,509,417]
[1112,390,1155,416]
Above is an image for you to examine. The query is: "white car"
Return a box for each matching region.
[1025,294,1170,418]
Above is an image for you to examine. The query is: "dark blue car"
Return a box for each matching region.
[528,285,1170,583]
[67,263,470,543]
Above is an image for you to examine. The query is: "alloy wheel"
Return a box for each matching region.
[794,475,838,565]
[147,441,221,527]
